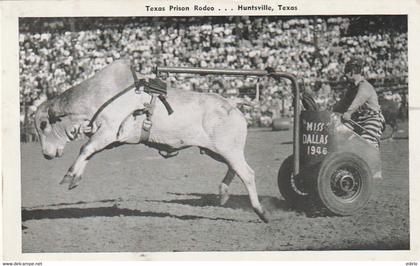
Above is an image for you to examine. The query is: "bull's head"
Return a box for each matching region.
[34,101,71,159]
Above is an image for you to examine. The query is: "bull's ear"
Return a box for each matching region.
[47,105,66,124]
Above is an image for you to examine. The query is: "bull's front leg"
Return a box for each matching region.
[60,129,115,190]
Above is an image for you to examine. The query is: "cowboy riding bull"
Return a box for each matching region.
[34,59,268,222]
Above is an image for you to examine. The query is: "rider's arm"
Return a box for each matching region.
[346,83,371,114]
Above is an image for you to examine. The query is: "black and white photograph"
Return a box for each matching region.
[1,0,419,263]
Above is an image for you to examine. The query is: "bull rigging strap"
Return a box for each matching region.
[86,66,174,138]
[130,68,175,147]
[87,83,136,130]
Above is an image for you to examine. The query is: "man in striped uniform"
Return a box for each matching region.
[340,58,386,148]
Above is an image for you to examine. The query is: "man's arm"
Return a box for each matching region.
[346,84,371,114]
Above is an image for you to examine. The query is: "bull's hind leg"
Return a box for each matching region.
[204,104,267,221]
[221,151,268,223]
[203,143,266,220]
[200,148,235,205]
[220,167,235,205]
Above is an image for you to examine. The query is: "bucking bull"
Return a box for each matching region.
[34,59,269,222]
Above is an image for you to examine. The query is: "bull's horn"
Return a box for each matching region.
[48,107,66,118]
[47,104,66,123]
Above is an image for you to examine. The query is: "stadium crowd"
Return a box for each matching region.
[19,16,408,134]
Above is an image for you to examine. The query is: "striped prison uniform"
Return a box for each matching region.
[352,109,385,147]
[347,79,385,148]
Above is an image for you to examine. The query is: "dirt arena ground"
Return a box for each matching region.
[20,123,409,252]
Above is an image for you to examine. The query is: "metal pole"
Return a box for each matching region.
[155,66,301,176]
[291,78,300,176]
[156,66,268,76]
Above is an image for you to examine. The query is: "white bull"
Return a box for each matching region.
[34,59,268,222]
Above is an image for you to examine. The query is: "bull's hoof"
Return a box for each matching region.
[257,210,269,223]
[68,176,82,190]
[219,183,230,205]
[220,194,230,206]
[59,175,73,185]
